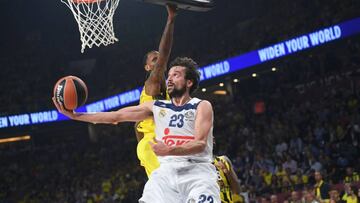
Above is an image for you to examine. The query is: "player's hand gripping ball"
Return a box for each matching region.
[53,76,88,111]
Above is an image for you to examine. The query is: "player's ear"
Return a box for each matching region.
[145,65,151,71]
[186,80,193,89]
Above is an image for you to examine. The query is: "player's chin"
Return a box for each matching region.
[167,86,174,93]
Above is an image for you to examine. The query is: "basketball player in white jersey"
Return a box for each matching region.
[53,57,220,203]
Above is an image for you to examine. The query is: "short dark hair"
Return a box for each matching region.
[143,50,158,66]
[169,57,200,94]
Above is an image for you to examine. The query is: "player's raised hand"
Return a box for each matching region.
[149,139,171,156]
[52,97,76,119]
[166,4,178,20]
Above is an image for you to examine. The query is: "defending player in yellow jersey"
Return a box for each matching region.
[135,5,177,177]
[214,155,244,203]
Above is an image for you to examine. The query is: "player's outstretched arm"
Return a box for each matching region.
[145,5,177,96]
[151,100,213,156]
[53,97,153,124]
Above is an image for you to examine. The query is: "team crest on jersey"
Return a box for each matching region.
[159,109,166,118]
[184,111,195,121]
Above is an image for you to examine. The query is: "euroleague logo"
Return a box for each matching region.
[162,128,194,146]
[184,111,195,121]
[56,84,64,103]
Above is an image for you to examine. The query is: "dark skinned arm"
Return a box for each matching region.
[145,5,177,96]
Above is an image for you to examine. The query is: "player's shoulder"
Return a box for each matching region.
[140,86,154,102]
[140,100,156,109]
[153,99,172,108]
[141,86,152,97]
[195,99,213,110]
[155,99,172,104]
[189,97,210,105]
[218,155,232,165]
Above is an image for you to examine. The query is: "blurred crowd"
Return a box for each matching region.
[0,123,146,203]
[0,0,360,202]
[0,35,359,202]
[0,0,359,114]
[215,41,360,202]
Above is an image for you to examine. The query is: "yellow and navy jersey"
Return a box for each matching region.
[136,86,169,135]
[214,156,238,203]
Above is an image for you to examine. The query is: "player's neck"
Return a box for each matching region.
[171,95,191,106]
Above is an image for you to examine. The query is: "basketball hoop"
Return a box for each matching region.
[138,0,215,12]
[61,0,120,53]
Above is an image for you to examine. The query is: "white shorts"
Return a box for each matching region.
[139,161,220,203]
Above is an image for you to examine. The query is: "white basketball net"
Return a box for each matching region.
[61,0,120,53]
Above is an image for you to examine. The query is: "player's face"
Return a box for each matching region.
[167,66,189,98]
[314,172,322,181]
[145,52,159,71]
[291,192,299,200]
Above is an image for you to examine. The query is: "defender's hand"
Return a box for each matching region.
[166,4,178,20]
[52,97,77,119]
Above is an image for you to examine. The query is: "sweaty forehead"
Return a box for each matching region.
[169,66,186,73]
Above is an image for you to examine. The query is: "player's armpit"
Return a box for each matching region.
[144,76,163,96]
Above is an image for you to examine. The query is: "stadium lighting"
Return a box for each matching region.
[0,135,31,144]
[202,88,207,92]
[219,83,224,87]
[233,78,239,83]
[252,73,257,78]
[272,67,277,72]
[213,90,227,95]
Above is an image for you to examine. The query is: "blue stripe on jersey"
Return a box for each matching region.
[154,100,200,112]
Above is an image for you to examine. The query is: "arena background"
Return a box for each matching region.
[0,0,360,202]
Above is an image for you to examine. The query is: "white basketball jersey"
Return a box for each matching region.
[153,97,214,163]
